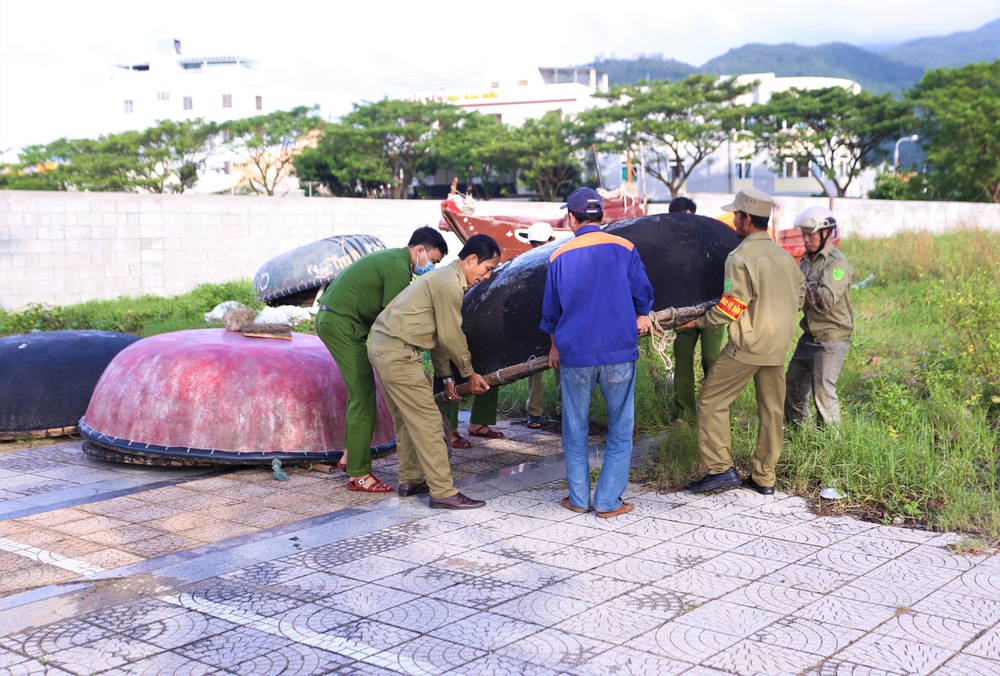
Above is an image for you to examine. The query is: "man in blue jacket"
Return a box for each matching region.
[541,187,654,518]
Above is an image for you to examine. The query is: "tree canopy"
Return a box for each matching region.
[908,60,1000,203]
[580,74,753,198]
[748,86,912,197]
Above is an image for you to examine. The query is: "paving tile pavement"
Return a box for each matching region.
[0,416,998,675]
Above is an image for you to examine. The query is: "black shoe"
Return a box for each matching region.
[743,476,775,495]
[398,481,429,497]
[429,491,486,510]
[686,467,741,492]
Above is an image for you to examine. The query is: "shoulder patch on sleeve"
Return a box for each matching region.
[832,268,845,281]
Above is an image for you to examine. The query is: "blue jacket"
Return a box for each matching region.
[540,225,654,367]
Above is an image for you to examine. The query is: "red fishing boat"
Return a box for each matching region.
[438,185,647,262]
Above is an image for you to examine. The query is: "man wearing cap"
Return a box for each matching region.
[521,222,561,428]
[541,188,654,517]
[678,188,804,495]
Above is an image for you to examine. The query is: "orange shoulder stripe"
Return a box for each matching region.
[549,232,635,263]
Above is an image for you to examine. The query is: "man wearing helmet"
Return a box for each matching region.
[785,206,854,428]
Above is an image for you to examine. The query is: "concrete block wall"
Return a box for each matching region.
[1,191,997,311]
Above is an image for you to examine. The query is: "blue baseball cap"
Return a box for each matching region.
[560,187,604,216]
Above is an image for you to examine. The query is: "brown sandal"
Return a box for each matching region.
[468,425,505,439]
[335,457,348,473]
[451,430,472,449]
[348,474,393,493]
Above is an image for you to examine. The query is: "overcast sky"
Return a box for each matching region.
[1,0,997,151]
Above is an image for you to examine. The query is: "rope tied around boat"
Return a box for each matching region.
[272,458,289,481]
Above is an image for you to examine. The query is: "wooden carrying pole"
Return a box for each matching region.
[433,298,720,405]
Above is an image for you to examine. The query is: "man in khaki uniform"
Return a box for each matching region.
[368,235,500,510]
[785,207,854,428]
[679,189,804,495]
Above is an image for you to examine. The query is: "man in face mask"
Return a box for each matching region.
[316,226,448,493]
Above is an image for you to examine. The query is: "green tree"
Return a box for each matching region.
[295,99,456,199]
[749,86,912,197]
[511,110,582,201]
[432,111,519,198]
[222,106,322,196]
[130,119,218,193]
[908,61,1000,203]
[579,74,753,198]
[0,142,72,190]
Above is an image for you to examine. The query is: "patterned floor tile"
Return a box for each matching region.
[377,567,477,595]
[497,628,613,671]
[492,590,591,625]
[124,611,240,651]
[705,637,825,675]
[529,545,621,572]
[378,635,485,675]
[798,547,889,577]
[572,530,659,557]
[366,598,476,633]
[753,616,863,654]
[321,618,421,653]
[434,576,533,609]
[793,595,898,632]
[554,602,665,642]
[98,651,220,676]
[328,553,420,583]
[730,535,821,564]
[632,540,718,569]
[273,602,359,637]
[613,515,697,541]
[674,600,782,637]
[442,651,562,675]
[829,534,919,559]
[873,611,986,650]
[912,589,1000,625]
[962,625,1000,660]
[719,581,824,615]
[944,568,1000,601]
[544,572,639,604]
[427,549,521,577]
[714,513,791,537]
[429,611,541,651]
[638,623,741,661]
[688,551,787,580]
[934,653,1000,676]
[653,569,750,600]
[77,597,187,634]
[481,560,571,590]
[310,582,419,617]
[669,526,759,552]
[183,581,302,618]
[760,563,854,594]
[33,635,164,673]
[485,494,550,515]
[566,645,691,675]
[588,556,679,585]
[607,587,702,621]
[832,633,952,674]
[830,577,931,607]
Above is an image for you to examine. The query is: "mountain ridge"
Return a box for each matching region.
[586,19,999,93]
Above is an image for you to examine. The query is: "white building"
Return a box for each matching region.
[107,39,265,133]
[390,66,610,127]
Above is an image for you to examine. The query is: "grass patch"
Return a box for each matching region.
[639,229,1000,541]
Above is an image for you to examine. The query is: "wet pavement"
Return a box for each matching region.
[0,417,998,675]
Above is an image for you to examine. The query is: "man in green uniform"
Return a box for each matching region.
[785,207,854,428]
[368,234,501,509]
[678,188,804,495]
[667,197,727,422]
[315,226,448,493]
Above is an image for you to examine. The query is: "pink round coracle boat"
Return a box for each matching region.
[80,329,395,465]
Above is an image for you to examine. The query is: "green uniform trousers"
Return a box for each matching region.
[316,312,377,478]
[368,337,458,499]
[526,368,561,417]
[440,386,500,429]
[697,352,785,487]
[673,327,726,420]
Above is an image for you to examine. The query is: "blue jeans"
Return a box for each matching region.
[560,361,637,513]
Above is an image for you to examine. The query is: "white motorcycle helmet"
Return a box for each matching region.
[794,206,837,234]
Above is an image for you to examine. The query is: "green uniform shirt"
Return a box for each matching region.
[317,247,412,333]
[370,259,475,379]
[800,243,854,342]
[697,230,805,366]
